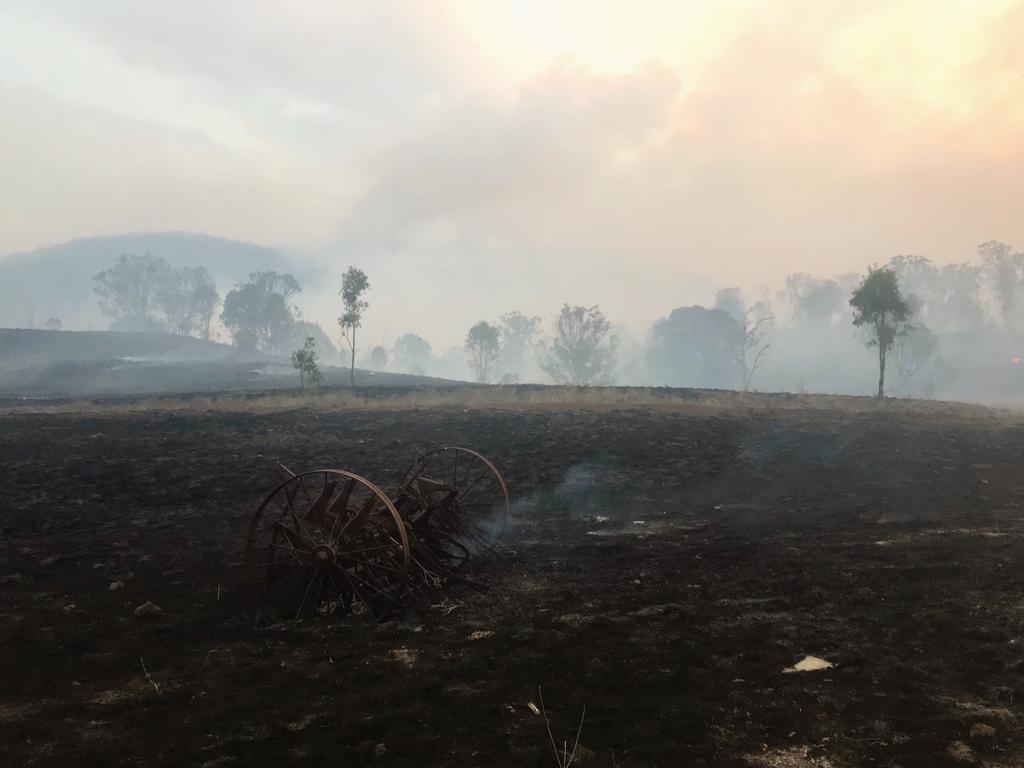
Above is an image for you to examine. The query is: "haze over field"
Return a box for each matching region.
[1,2,1023,403]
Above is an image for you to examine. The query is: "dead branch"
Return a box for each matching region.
[140,656,161,695]
[538,685,586,768]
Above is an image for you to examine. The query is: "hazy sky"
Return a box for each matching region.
[2,1,1023,347]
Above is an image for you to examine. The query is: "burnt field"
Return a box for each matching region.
[3,392,1024,766]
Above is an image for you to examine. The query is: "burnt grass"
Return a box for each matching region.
[3,400,1024,766]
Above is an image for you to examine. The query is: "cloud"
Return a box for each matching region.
[0,85,341,250]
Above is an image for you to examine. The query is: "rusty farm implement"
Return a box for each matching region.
[244,447,510,619]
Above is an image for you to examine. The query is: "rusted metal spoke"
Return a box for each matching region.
[458,475,499,505]
[336,543,404,557]
[337,565,398,601]
[274,521,313,554]
[297,475,316,510]
[282,488,316,545]
[456,468,491,500]
[340,557,404,574]
[267,540,310,565]
[264,566,307,596]
[294,569,323,619]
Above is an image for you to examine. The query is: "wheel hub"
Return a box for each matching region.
[312,544,336,565]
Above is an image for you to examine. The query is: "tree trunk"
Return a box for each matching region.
[877,344,886,398]
[349,327,356,388]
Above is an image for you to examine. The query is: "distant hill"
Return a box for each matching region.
[0,328,250,366]
[0,232,301,331]
[0,328,457,397]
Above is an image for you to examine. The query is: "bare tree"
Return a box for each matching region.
[738,304,774,391]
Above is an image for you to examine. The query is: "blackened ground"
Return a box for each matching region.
[2,399,1024,766]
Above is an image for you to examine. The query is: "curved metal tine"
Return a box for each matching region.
[305,478,337,530]
[327,476,357,541]
[335,565,401,617]
[336,491,382,539]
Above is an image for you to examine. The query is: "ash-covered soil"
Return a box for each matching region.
[3,398,1024,766]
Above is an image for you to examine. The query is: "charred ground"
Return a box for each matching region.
[2,392,1024,766]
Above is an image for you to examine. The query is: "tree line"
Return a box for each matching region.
[90,240,1024,398]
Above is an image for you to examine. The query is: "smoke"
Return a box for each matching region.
[4,2,1024,353]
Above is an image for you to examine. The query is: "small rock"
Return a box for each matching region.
[467,630,494,641]
[1,573,25,584]
[969,723,996,740]
[109,580,124,591]
[133,601,162,618]
[62,603,77,612]
[389,648,416,667]
[947,741,976,764]
[373,743,387,759]
[783,655,834,674]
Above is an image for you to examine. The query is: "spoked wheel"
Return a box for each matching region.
[245,470,410,620]
[400,447,511,561]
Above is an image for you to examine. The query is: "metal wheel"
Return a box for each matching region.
[400,447,511,559]
[245,469,410,619]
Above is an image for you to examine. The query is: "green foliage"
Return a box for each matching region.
[369,345,389,371]
[647,305,743,388]
[338,266,370,386]
[465,320,501,383]
[158,265,219,338]
[392,333,432,374]
[979,240,1024,332]
[93,253,219,337]
[498,311,542,377]
[290,321,338,361]
[784,273,843,326]
[541,304,618,386]
[850,266,912,397]
[93,253,173,325]
[220,271,300,354]
[291,336,323,389]
[713,287,745,323]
